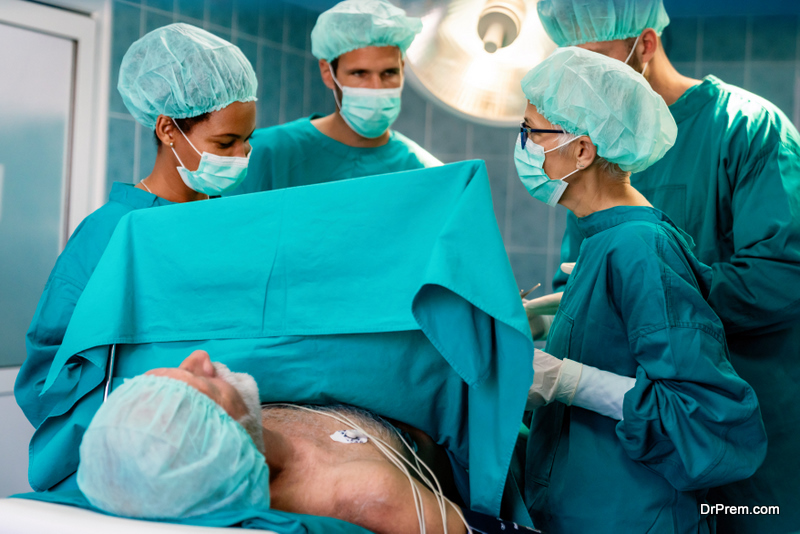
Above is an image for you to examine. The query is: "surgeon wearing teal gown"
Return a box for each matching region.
[517,47,767,534]
[231,0,440,195]
[15,23,258,491]
[538,2,800,532]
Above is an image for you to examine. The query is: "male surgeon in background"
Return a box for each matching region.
[232,0,440,194]
[533,1,800,532]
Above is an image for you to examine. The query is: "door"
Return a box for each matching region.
[0,0,101,498]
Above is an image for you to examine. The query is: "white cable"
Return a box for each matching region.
[270,404,427,532]
[268,404,473,534]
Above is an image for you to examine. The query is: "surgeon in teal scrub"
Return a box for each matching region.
[232,0,440,195]
[518,47,767,534]
[15,23,258,490]
[536,1,800,532]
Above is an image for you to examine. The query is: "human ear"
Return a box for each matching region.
[154,115,177,147]
[575,137,597,169]
[640,28,659,65]
[319,59,336,90]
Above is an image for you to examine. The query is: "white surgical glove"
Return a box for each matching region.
[527,349,636,420]
[560,262,576,275]
[527,349,583,410]
[522,292,562,340]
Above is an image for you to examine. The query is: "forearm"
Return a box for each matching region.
[710,259,800,334]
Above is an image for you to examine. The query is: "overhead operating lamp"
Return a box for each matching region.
[401,0,556,126]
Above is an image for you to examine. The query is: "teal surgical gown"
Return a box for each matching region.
[230,115,441,194]
[15,183,173,489]
[553,76,800,533]
[530,206,767,534]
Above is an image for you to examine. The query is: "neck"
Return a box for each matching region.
[644,48,702,106]
[136,150,209,203]
[560,166,651,218]
[262,426,294,480]
[311,111,391,148]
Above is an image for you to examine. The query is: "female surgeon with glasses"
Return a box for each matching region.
[517,47,767,534]
[15,23,258,492]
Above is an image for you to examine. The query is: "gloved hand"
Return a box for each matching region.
[522,292,562,340]
[523,291,563,315]
[527,349,636,419]
[527,349,583,410]
[560,262,575,275]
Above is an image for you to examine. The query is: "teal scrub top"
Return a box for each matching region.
[230,115,442,194]
[15,183,174,434]
[552,76,800,533]
[529,206,767,534]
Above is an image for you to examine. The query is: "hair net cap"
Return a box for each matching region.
[311,0,422,61]
[538,0,670,47]
[521,47,676,173]
[118,23,257,130]
[77,375,269,519]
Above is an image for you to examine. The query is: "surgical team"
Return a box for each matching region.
[12,0,800,533]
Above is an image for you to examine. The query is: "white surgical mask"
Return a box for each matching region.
[329,65,403,139]
[171,119,250,195]
[212,362,264,454]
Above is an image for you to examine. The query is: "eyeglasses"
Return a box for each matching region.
[519,122,565,149]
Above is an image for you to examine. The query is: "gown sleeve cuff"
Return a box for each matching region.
[571,364,635,420]
[555,358,583,405]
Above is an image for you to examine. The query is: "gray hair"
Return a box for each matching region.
[555,132,630,180]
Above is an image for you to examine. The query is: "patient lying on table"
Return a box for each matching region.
[77,350,527,534]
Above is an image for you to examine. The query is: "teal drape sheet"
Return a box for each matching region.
[22,160,534,530]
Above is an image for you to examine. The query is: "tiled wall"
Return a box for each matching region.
[663,16,800,125]
[107,0,336,192]
[105,2,800,294]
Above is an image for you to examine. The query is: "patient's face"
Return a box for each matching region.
[147,350,249,420]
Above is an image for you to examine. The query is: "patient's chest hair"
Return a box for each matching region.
[260,404,471,534]
[260,404,411,462]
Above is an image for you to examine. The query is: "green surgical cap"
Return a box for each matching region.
[119,23,257,130]
[311,0,422,61]
[521,47,676,173]
[537,0,670,46]
[77,375,269,519]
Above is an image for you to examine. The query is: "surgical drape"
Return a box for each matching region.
[16,184,174,431]
[17,161,534,532]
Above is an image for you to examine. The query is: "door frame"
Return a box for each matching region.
[0,0,110,241]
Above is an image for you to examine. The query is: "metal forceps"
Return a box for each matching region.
[520,283,541,299]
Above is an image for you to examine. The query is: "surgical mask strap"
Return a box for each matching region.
[171,118,203,160]
[624,33,641,65]
[625,33,649,76]
[544,135,579,154]
[328,64,343,110]
[559,166,581,182]
[544,136,583,182]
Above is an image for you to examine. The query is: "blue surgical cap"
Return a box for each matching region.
[77,375,269,519]
[118,23,258,130]
[521,47,676,173]
[537,0,670,47]
[311,0,423,61]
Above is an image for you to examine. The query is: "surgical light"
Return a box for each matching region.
[401,0,556,126]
